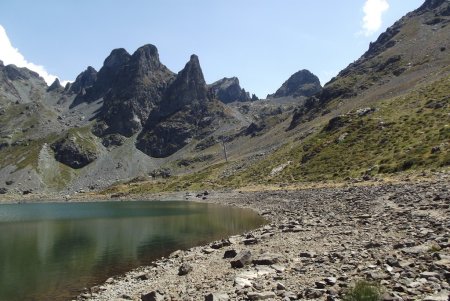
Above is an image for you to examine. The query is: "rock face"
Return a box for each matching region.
[209,77,251,103]
[69,66,97,94]
[268,69,322,99]
[97,45,175,137]
[136,55,225,158]
[51,134,99,169]
[47,78,63,92]
[70,48,132,107]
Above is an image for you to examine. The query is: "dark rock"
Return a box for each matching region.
[5,180,14,186]
[204,293,229,301]
[223,249,238,259]
[136,54,226,157]
[92,45,175,137]
[0,187,7,194]
[149,168,172,179]
[69,66,97,94]
[209,77,251,103]
[22,189,32,195]
[211,239,230,249]
[101,134,125,148]
[136,273,150,280]
[141,291,164,301]
[243,237,258,245]
[323,115,350,132]
[47,78,63,92]
[178,263,193,276]
[268,69,322,99]
[51,133,98,169]
[230,250,252,268]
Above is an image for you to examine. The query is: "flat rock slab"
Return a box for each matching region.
[247,291,276,300]
[204,292,229,301]
[423,291,449,301]
[252,253,282,265]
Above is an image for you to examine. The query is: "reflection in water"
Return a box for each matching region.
[0,201,265,301]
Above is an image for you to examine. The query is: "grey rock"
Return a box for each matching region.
[209,77,251,103]
[246,292,276,300]
[204,292,229,301]
[231,250,252,268]
[252,253,282,265]
[51,134,98,169]
[178,263,193,276]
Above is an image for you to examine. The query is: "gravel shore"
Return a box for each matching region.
[74,178,450,301]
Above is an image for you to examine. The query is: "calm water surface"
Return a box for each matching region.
[0,201,265,301]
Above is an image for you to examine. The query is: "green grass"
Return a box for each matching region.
[344,281,382,301]
[220,75,450,185]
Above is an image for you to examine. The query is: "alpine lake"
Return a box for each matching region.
[0,200,266,301]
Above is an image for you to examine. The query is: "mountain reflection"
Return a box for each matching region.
[0,201,265,301]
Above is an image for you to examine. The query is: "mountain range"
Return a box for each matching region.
[0,0,448,195]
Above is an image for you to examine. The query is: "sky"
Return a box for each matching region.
[0,0,424,97]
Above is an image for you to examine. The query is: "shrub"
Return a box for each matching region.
[344,281,382,301]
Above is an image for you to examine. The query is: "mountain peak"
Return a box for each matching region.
[47,78,63,92]
[268,69,322,99]
[131,44,162,70]
[103,48,131,68]
[209,77,251,103]
[69,66,98,94]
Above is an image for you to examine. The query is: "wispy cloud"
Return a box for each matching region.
[0,24,70,86]
[361,0,390,36]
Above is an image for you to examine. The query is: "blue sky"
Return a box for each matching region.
[0,0,423,97]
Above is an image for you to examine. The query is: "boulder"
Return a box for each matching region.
[51,133,98,169]
[141,291,164,301]
[230,250,252,268]
[178,263,193,276]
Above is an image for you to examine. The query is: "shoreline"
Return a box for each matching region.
[72,177,449,301]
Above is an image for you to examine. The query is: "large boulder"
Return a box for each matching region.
[51,133,99,169]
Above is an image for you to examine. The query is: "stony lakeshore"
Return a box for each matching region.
[77,178,450,301]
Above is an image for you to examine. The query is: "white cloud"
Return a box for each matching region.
[0,24,70,86]
[361,0,390,36]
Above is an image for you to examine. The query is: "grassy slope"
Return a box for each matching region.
[225,75,449,185]
[102,74,449,194]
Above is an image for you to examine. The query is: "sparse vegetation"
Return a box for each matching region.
[343,281,382,301]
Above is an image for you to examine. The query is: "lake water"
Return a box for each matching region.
[0,201,265,301]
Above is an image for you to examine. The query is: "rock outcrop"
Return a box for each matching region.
[51,133,99,169]
[96,44,175,137]
[68,66,98,95]
[268,69,322,99]
[209,77,251,103]
[47,78,63,92]
[136,55,225,158]
[70,48,132,107]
